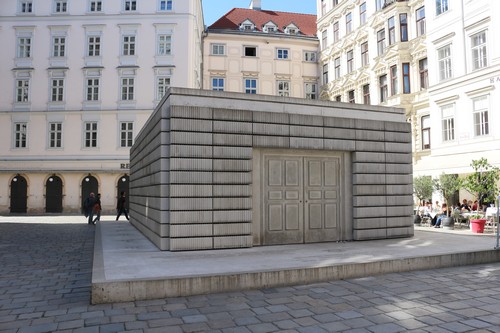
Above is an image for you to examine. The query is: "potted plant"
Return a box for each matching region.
[413,175,433,224]
[433,173,462,230]
[463,158,500,233]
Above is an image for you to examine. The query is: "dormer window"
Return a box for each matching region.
[263,21,278,33]
[239,19,255,32]
[284,23,300,35]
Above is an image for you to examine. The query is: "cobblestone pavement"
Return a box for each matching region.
[1,220,500,333]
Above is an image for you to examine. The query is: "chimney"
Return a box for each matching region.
[249,0,261,10]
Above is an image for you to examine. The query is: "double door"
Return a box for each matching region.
[263,154,343,245]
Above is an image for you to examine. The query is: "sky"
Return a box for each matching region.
[202,0,318,26]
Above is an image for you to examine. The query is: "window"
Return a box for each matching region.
[16,79,30,102]
[84,122,98,148]
[211,43,225,56]
[89,1,102,12]
[159,0,172,11]
[441,104,454,142]
[402,63,410,94]
[473,96,489,136]
[244,46,256,57]
[375,0,383,11]
[377,29,385,56]
[244,79,257,94]
[304,51,317,62]
[121,77,135,101]
[264,25,276,33]
[421,115,430,149]
[322,30,328,49]
[277,81,290,97]
[390,65,398,95]
[17,37,31,58]
[379,74,387,102]
[388,17,395,45]
[348,90,355,103]
[363,84,370,104]
[335,95,341,102]
[323,64,329,84]
[88,36,100,56]
[471,31,487,70]
[19,0,33,13]
[54,0,67,13]
[436,0,448,16]
[157,77,170,100]
[346,12,352,34]
[416,7,425,37]
[122,35,136,56]
[277,48,289,60]
[438,45,452,81]
[361,42,369,66]
[211,77,224,91]
[333,22,339,43]
[334,57,340,79]
[124,0,136,11]
[51,79,64,102]
[49,122,62,148]
[157,35,171,55]
[400,14,408,42]
[321,0,326,15]
[360,2,366,25]
[52,37,65,57]
[347,50,354,73]
[86,78,99,101]
[419,58,428,89]
[120,122,134,148]
[14,123,27,148]
[305,83,317,100]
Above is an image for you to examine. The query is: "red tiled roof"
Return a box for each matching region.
[208,8,317,37]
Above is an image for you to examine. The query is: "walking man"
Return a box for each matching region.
[116,191,129,221]
[84,192,96,225]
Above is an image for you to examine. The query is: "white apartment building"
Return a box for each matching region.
[203,1,319,98]
[0,0,203,214]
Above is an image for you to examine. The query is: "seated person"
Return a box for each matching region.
[460,199,470,212]
[471,200,479,211]
[435,203,449,228]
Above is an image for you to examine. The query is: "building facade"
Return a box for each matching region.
[0,0,203,214]
[203,2,319,99]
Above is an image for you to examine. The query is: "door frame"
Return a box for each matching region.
[252,148,352,246]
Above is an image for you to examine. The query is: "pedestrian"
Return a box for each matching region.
[92,193,102,224]
[116,191,129,221]
[83,192,96,225]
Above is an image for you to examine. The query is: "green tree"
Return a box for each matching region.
[413,175,433,209]
[463,158,500,208]
[433,173,462,217]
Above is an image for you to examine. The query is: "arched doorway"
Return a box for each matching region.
[46,175,63,213]
[81,175,98,214]
[117,175,129,210]
[10,175,27,213]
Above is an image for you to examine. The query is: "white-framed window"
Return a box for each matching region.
[277,48,289,60]
[123,0,137,11]
[87,35,101,56]
[156,76,170,100]
[400,13,408,42]
[244,46,256,57]
[17,37,31,58]
[471,31,487,71]
[83,122,98,148]
[421,115,431,149]
[244,78,257,94]
[436,0,448,16]
[157,34,171,55]
[51,78,64,102]
[122,35,136,56]
[473,95,489,136]
[121,77,135,101]
[89,1,102,12]
[305,83,317,100]
[334,57,340,79]
[277,80,290,97]
[377,29,385,56]
[416,6,425,37]
[379,74,388,102]
[19,0,33,13]
[390,65,398,95]
[438,45,452,81]
[375,0,383,11]
[52,37,66,57]
[361,42,368,66]
[388,17,395,45]
[86,78,100,101]
[363,84,370,104]
[159,0,172,11]
[346,12,352,34]
[304,51,317,62]
[120,122,134,148]
[322,30,328,50]
[211,77,224,91]
[323,64,328,84]
[53,0,67,13]
[14,122,27,149]
[441,104,454,142]
[360,2,366,25]
[348,90,355,103]
[333,22,339,42]
[419,58,428,90]
[346,50,353,73]
[48,122,63,148]
[211,44,225,56]
[16,79,30,103]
